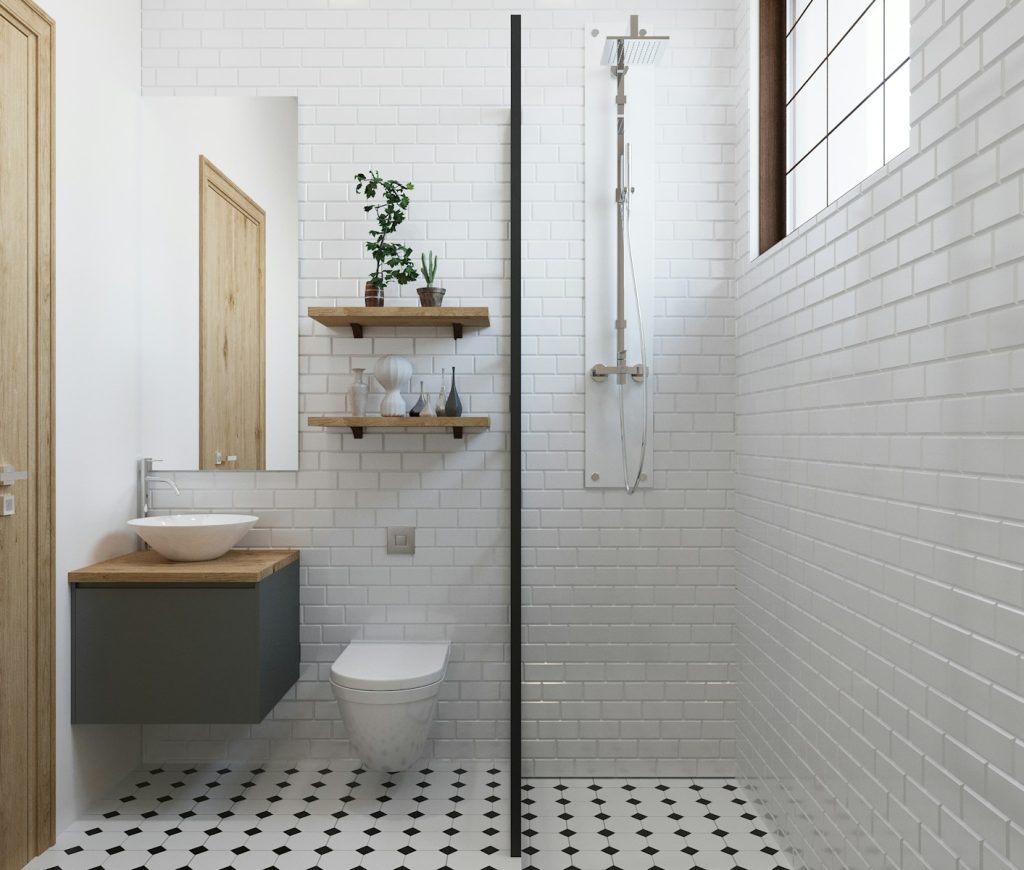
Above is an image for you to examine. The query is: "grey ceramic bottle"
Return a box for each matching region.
[444,366,463,417]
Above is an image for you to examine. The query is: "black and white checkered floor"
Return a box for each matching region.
[521,779,791,870]
[28,769,789,870]
[29,763,514,870]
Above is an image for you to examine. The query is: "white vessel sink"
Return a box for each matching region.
[128,514,258,562]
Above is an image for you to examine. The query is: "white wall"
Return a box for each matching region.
[519,4,737,777]
[49,0,143,831]
[140,97,299,471]
[139,0,737,776]
[734,1,1024,869]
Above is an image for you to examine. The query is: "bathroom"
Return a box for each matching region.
[0,0,1021,869]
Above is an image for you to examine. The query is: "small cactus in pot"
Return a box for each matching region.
[417,251,446,307]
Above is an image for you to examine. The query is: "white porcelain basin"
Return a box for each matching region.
[128,514,258,562]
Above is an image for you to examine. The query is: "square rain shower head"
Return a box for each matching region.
[600,35,668,67]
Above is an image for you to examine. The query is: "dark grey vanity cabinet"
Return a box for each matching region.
[70,549,300,724]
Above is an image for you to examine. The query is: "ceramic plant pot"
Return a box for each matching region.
[348,368,368,416]
[365,281,384,307]
[374,355,413,417]
[417,287,446,307]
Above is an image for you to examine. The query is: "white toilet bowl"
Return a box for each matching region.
[330,641,450,771]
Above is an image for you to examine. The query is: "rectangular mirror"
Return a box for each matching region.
[140,97,299,470]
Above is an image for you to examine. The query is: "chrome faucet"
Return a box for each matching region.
[137,458,181,521]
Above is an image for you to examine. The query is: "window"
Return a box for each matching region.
[758,0,909,252]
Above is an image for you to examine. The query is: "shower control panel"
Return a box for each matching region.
[590,362,646,383]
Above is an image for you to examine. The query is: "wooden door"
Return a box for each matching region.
[199,156,266,470]
[0,0,55,864]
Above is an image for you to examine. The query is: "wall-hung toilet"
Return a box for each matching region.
[330,641,450,771]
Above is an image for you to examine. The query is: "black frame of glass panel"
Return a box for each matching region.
[510,12,522,860]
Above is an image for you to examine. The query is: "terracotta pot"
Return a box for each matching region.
[365,281,384,307]
[417,287,446,307]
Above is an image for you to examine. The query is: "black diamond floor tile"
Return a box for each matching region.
[36,762,512,869]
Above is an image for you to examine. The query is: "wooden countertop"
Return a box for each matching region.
[69,549,300,584]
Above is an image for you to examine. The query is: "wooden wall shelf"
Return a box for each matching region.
[308,306,490,339]
[309,415,491,440]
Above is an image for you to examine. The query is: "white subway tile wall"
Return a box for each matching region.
[518,2,737,778]
[139,0,739,777]
[138,0,1024,865]
[735,1,1024,870]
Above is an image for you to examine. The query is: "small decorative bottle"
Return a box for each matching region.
[420,380,436,417]
[434,369,448,417]
[444,366,463,417]
[410,381,427,417]
[348,368,368,416]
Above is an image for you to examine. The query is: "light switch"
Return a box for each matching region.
[387,527,415,555]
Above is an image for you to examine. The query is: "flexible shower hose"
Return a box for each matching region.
[619,197,649,495]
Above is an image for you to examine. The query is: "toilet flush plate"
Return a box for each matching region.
[387,527,415,555]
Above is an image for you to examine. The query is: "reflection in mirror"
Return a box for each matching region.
[140,98,298,470]
[199,157,267,470]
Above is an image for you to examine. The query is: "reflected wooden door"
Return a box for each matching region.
[0,0,55,865]
[199,156,266,470]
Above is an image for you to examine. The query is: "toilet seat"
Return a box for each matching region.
[330,641,449,692]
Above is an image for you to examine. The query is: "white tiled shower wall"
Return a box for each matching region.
[518,2,737,777]
[140,0,738,775]
[734,1,1024,869]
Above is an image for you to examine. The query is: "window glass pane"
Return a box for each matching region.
[885,60,910,162]
[885,0,910,76]
[787,65,827,169]
[788,0,814,31]
[776,0,908,241]
[828,89,884,203]
[788,140,827,231]
[827,1,883,130]
[828,0,874,51]
[787,0,826,99]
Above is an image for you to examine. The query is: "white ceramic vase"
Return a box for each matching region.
[374,355,413,417]
[348,368,369,416]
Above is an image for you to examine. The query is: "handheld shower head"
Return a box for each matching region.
[600,14,668,67]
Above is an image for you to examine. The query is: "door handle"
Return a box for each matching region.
[214,452,239,466]
[0,465,28,486]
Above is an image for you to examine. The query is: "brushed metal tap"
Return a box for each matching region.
[137,458,180,522]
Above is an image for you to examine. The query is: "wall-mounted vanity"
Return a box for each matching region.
[69,549,299,724]
[68,98,304,725]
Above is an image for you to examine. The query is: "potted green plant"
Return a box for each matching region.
[417,251,446,307]
[354,170,418,306]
